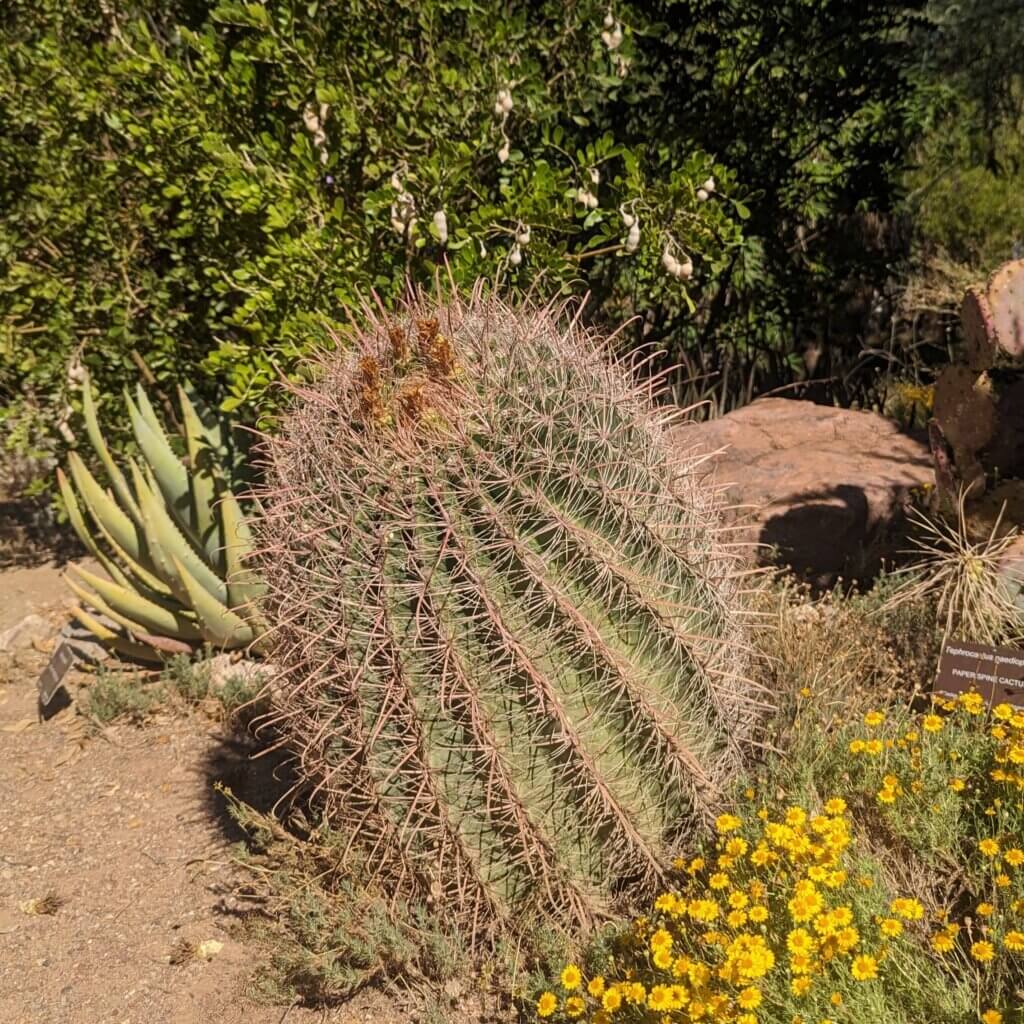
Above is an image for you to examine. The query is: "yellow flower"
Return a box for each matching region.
[602,987,622,1012]
[950,778,966,792]
[865,739,883,755]
[588,976,606,997]
[980,839,1000,858]
[786,807,808,828]
[1004,930,1024,951]
[923,714,943,733]
[791,975,813,995]
[824,798,847,815]
[565,996,585,1018]
[653,947,673,970]
[981,1011,1002,1024]
[931,930,956,953]
[716,814,742,833]
[830,992,843,1007]
[994,703,1014,720]
[646,986,671,1012]
[726,837,749,858]
[960,692,985,714]
[650,929,673,951]
[788,928,816,955]
[890,897,924,920]
[727,909,748,929]
[849,739,866,755]
[851,954,878,980]
[977,902,995,917]
[864,710,885,727]
[1005,848,1024,867]
[709,872,730,890]
[996,873,1011,888]
[537,992,558,1018]
[737,1016,757,1024]
[971,940,995,962]
[655,893,677,913]
[879,917,903,937]
[561,964,582,990]
[737,987,762,1010]
[749,905,768,923]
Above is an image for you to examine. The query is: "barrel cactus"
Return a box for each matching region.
[60,372,262,662]
[255,293,764,941]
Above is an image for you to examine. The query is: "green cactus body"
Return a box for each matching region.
[60,373,263,661]
[256,295,763,938]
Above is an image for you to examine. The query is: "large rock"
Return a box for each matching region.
[672,398,934,582]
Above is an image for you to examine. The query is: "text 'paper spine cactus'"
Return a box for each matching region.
[59,373,261,662]
[255,293,764,941]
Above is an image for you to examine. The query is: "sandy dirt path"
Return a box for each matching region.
[0,566,400,1024]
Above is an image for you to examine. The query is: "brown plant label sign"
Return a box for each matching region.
[934,640,1024,707]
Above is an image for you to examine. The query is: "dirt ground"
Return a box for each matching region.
[0,562,405,1024]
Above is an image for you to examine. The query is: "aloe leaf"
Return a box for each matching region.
[89,512,175,597]
[182,380,229,456]
[172,555,254,648]
[67,564,203,641]
[178,384,221,561]
[67,452,148,566]
[127,386,192,526]
[69,606,167,663]
[80,371,141,521]
[219,489,264,609]
[57,468,134,588]
[131,462,228,606]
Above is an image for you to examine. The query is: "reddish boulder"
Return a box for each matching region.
[672,398,933,582]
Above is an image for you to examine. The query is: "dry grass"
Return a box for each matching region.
[887,494,1024,646]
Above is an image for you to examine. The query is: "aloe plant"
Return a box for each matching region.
[255,295,764,942]
[59,373,262,662]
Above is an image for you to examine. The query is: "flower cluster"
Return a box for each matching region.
[534,690,1024,1023]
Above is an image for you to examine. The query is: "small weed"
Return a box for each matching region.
[219,784,555,1016]
[161,652,211,702]
[218,672,263,714]
[83,667,163,724]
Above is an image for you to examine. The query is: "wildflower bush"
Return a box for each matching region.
[533,691,1024,1023]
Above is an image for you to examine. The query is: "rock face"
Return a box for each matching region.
[672,398,934,582]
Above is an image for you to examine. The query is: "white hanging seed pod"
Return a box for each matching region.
[696,187,709,202]
[586,191,599,210]
[620,208,635,228]
[516,225,531,245]
[497,140,510,164]
[679,257,694,279]
[604,10,615,28]
[589,166,600,186]
[390,170,403,191]
[602,24,623,49]
[496,88,514,114]
[626,221,641,252]
[479,239,488,258]
[702,175,716,194]
[509,243,523,267]
[661,247,679,276]
[432,209,448,245]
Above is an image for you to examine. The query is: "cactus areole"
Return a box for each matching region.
[256,292,762,941]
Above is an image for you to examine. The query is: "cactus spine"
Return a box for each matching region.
[255,293,763,940]
[60,373,261,661]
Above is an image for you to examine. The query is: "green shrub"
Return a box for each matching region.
[1,0,926,485]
